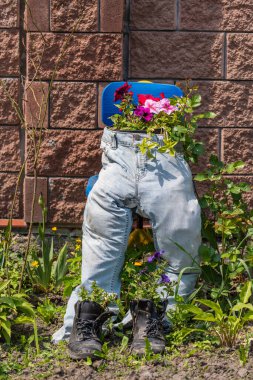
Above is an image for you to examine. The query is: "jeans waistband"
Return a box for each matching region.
[101,127,183,153]
[101,127,165,148]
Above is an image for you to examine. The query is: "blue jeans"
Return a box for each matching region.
[52,127,201,342]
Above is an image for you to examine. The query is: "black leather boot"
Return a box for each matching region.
[68,300,113,360]
[130,299,168,356]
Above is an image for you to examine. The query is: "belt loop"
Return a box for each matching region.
[110,132,117,149]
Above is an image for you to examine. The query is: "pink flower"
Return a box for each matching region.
[158,98,178,115]
[144,99,161,114]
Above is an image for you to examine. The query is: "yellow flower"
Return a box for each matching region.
[52,226,57,231]
[76,238,81,243]
[134,261,143,266]
[31,260,39,268]
[75,244,81,250]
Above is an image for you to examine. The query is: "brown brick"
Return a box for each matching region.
[195,81,253,128]
[51,0,98,32]
[130,0,176,30]
[0,126,21,171]
[48,177,87,224]
[0,173,22,218]
[101,0,124,32]
[27,33,123,80]
[0,78,19,124]
[26,129,103,177]
[180,0,253,31]
[0,0,19,28]
[25,0,49,31]
[227,34,253,80]
[50,82,97,129]
[190,128,219,173]
[0,30,19,76]
[129,32,223,79]
[24,177,48,222]
[223,129,253,173]
[25,82,49,129]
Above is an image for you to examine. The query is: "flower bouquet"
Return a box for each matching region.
[110,82,216,163]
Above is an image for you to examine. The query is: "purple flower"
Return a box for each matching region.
[134,106,153,122]
[159,274,171,284]
[147,250,165,263]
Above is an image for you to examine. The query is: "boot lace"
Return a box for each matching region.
[145,317,162,338]
[76,319,98,340]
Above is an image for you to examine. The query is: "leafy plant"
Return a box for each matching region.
[121,250,174,309]
[110,82,216,163]
[195,155,253,305]
[28,196,68,292]
[183,281,253,347]
[0,281,39,352]
[80,281,117,309]
[37,298,58,324]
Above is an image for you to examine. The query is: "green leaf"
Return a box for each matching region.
[190,94,201,108]
[194,173,208,182]
[193,313,216,322]
[0,281,10,293]
[13,316,35,325]
[239,281,252,304]
[54,243,68,286]
[180,304,204,314]
[0,319,11,343]
[195,299,223,318]
[232,303,253,312]
[225,161,245,174]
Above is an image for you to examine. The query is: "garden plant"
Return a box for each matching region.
[0,6,253,372]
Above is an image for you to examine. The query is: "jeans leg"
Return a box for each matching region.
[138,152,201,304]
[52,161,134,342]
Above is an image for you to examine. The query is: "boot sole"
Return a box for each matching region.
[69,350,99,360]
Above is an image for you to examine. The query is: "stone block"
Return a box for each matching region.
[0,78,19,124]
[130,0,176,30]
[25,82,49,129]
[101,0,124,32]
[129,32,223,79]
[0,126,21,171]
[0,30,19,76]
[26,129,103,177]
[48,177,87,224]
[190,128,219,174]
[50,82,97,129]
[180,0,253,31]
[227,34,253,79]
[27,33,123,80]
[51,0,98,32]
[0,173,22,218]
[25,0,49,31]
[0,0,19,28]
[24,177,48,223]
[223,129,253,173]
[195,81,253,127]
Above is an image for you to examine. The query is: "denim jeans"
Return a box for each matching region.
[52,127,201,343]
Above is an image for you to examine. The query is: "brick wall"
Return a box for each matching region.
[129,0,253,205]
[0,0,124,225]
[0,0,252,226]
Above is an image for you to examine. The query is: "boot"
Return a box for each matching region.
[130,299,167,356]
[68,300,113,359]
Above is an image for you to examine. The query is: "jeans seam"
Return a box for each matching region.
[110,211,130,293]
